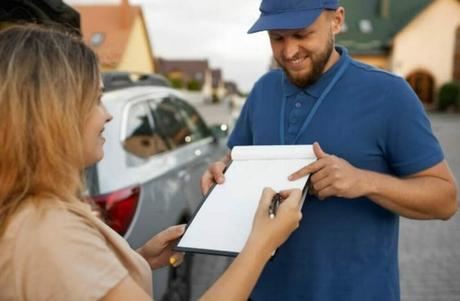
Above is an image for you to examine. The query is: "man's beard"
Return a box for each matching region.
[278,35,334,88]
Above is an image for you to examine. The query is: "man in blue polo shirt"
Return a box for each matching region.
[201,0,458,300]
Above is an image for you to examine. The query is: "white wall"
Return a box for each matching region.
[118,16,154,73]
[392,0,460,87]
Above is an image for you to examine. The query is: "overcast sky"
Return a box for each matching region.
[66,0,273,92]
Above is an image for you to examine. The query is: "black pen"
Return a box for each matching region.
[268,193,281,219]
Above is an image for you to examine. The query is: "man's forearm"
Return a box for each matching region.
[361,164,457,220]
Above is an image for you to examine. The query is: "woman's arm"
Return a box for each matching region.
[100,276,152,301]
[101,188,302,301]
[199,188,302,301]
[199,238,272,301]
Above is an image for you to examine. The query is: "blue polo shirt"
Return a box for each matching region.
[228,46,443,301]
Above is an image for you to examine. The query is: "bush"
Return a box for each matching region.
[438,82,460,111]
[170,78,184,89]
[212,93,220,104]
[187,79,201,91]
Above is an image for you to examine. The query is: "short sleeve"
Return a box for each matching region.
[14,208,128,301]
[227,89,255,149]
[384,78,444,176]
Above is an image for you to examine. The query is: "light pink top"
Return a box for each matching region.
[0,201,153,301]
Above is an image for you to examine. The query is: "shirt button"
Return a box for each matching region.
[295,102,302,108]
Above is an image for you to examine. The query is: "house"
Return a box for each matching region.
[211,69,226,101]
[224,81,241,96]
[156,58,211,89]
[155,58,217,101]
[75,0,155,74]
[337,0,460,106]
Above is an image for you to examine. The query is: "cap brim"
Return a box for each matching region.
[248,8,323,34]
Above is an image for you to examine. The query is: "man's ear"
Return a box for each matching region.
[331,7,345,35]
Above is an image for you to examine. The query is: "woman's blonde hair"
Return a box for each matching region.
[0,25,100,235]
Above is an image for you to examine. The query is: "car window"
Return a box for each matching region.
[174,97,211,141]
[122,101,169,164]
[150,96,190,148]
[151,95,211,149]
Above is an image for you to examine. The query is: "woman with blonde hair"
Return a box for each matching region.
[0,25,303,301]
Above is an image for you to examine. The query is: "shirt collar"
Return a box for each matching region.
[282,46,349,98]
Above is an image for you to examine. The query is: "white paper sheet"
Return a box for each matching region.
[176,145,315,255]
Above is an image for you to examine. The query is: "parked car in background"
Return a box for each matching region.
[85,73,228,301]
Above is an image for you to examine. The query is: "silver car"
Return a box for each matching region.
[85,81,227,301]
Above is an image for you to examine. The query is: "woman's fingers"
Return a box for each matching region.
[158,224,186,244]
[259,187,277,210]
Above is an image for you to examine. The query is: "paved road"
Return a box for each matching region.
[399,113,460,301]
[191,101,460,301]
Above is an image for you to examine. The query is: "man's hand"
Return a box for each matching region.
[289,142,369,200]
[200,153,231,195]
[137,225,186,270]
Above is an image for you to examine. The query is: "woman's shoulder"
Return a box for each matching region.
[3,200,107,260]
[1,201,129,301]
[7,201,95,238]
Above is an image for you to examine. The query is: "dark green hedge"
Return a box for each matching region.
[438,81,460,111]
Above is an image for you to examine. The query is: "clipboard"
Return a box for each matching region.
[174,145,315,257]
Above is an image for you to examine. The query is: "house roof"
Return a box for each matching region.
[337,0,432,55]
[75,3,143,67]
[156,58,209,81]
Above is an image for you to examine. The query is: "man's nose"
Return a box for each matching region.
[283,38,300,59]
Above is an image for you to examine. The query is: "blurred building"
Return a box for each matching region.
[156,58,212,91]
[224,81,242,96]
[156,59,230,102]
[75,0,155,74]
[337,0,460,106]
[211,69,226,101]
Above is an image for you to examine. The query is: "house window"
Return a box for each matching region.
[359,20,373,34]
[454,26,460,81]
[90,32,105,47]
[406,71,435,105]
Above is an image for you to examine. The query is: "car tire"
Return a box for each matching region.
[161,253,193,301]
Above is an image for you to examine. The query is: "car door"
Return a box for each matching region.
[150,94,226,212]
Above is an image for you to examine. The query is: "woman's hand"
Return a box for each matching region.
[247,188,303,256]
[137,225,186,270]
[197,188,303,301]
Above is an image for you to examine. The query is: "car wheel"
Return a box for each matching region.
[162,253,193,301]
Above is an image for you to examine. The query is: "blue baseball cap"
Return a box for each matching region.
[248,0,340,34]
